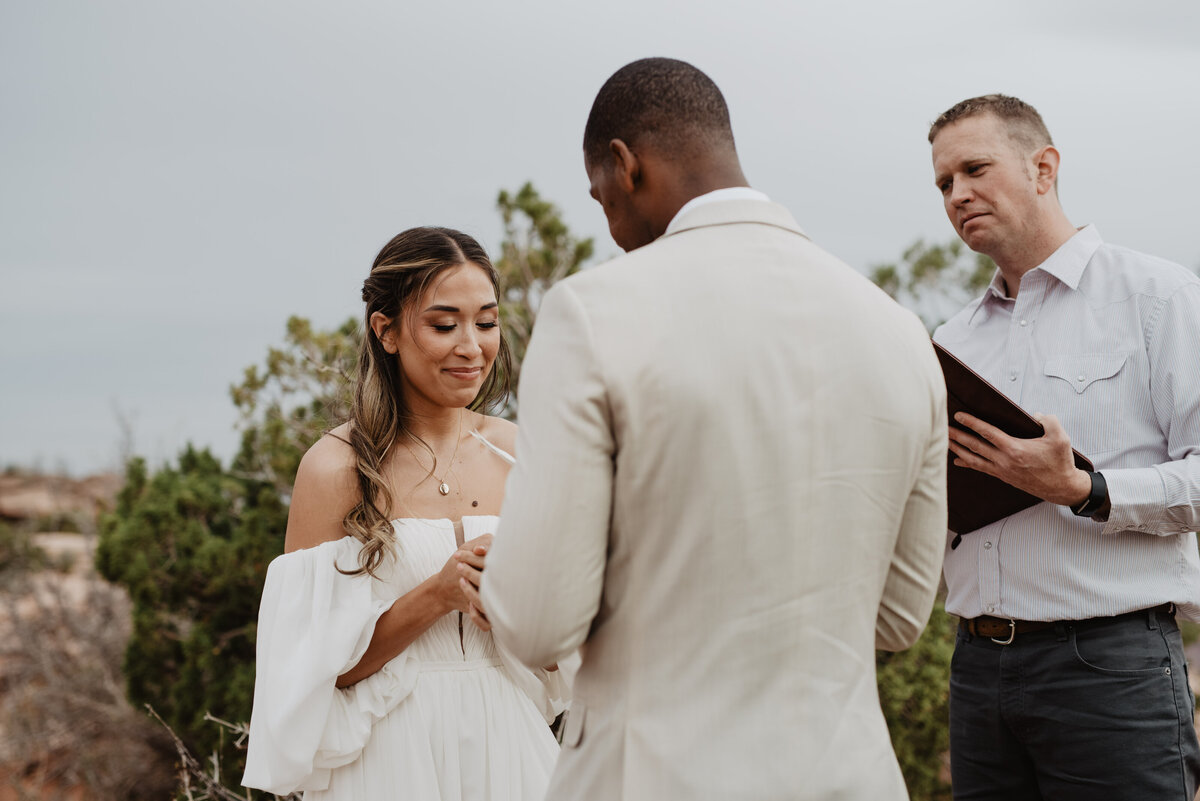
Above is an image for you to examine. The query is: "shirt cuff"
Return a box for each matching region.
[1099,467,1169,535]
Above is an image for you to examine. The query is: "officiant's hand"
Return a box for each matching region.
[948,411,1091,507]
[455,535,492,632]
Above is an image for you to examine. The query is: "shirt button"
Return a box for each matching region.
[983,541,993,549]
[1009,373,1017,382]
[1077,375,1086,382]
[1019,319,1028,327]
[987,605,996,613]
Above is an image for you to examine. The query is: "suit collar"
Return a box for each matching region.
[661,198,809,241]
[670,187,771,224]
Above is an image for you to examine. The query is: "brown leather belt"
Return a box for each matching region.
[959,603,1176,645]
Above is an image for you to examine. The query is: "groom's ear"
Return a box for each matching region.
[608,138,640,194]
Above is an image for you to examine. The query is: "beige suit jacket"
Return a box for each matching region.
[482,199,947,800]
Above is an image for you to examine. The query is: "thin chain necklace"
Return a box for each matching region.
[401,410,464,496]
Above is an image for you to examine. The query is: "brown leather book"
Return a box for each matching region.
[934,342,1093,544]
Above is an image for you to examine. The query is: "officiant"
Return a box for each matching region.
[929,94,1200,800]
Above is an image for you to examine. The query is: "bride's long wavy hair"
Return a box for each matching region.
[343,227,512,577]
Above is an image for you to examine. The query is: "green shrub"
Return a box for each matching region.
[96,449,287,788]
[877,601,955,800]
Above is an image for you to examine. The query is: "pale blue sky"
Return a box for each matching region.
[3,0,1198,474]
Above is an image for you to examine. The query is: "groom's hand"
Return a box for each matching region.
[456,536,491,632]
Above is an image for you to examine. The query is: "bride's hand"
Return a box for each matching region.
[456,534,492,631]
[434,533,491,617]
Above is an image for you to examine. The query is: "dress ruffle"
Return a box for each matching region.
[495,640,579,723]
[243,537,419,795]
[243,516,571,799]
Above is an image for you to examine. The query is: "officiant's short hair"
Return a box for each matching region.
[927,93,1053,153]
[583,58,736,166]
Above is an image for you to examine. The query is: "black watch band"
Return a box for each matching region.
[1071,471,1108,519]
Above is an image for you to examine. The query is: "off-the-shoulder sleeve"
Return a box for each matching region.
[242,538,420,795]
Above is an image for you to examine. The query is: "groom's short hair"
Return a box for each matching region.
[583,57,736,167]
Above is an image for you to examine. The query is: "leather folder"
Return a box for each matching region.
[933,342,1093,543]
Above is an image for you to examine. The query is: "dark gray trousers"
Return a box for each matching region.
[949,608,1200,801]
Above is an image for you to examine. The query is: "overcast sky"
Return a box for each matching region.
[3,1,1198,476]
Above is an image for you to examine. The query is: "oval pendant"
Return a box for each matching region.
[438,482,450,496]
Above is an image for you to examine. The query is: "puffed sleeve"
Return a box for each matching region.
[242,538,420,795]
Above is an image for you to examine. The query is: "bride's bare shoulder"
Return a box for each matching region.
[285,424,360,552]
[301,424,359,478]
[474,414,517,455]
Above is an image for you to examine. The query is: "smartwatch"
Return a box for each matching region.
[1070,470,1109,521]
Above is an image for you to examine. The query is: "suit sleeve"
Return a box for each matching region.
[876,343,948,651]
[481,281,614,668]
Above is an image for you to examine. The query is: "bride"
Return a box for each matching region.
[242,227,570,799]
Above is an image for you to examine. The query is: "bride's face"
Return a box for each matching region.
[395,262,501,411]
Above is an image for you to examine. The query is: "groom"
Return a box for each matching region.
[469,58,948,800]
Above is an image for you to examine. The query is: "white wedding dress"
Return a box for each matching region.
[242,513,572,799]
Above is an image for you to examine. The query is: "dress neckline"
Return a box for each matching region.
[389,515,499,526]
[386,431,510,528]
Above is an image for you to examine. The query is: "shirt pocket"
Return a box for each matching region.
[1042,353,1128,456]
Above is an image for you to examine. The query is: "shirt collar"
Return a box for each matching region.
[970,224,1103,324]
[1036,224,1103,290]
[668,187,770,229]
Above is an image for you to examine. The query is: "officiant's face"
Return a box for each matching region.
[394,263,501,410]
[931,113,1044,260]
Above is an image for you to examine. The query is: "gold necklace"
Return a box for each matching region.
[401,411,464,496]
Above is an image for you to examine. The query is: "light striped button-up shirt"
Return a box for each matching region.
[934,225,1200,622]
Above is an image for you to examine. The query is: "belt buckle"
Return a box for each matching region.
[991,619,1016,645]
